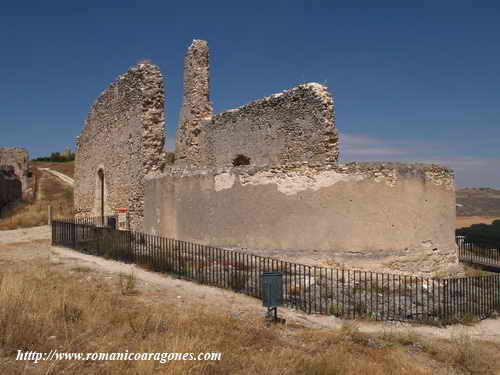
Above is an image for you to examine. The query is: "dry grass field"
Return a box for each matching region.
[0,233,499,375]
[456,188,500,217]
[0,163,74,230]
[456,216,500,229]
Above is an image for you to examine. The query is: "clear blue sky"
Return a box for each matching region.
[1,1,498,187]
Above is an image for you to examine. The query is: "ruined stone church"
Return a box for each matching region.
[74,40,458,276]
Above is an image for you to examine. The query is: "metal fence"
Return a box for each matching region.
[52,218,500,324]
[457,235,500,268]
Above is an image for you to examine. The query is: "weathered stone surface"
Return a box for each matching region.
[174,40,338,169]
[0,147,29,193]
[0,166,22,210]
[74,38,458,276]
[74,62,165,230]
[203,82,338,168]
[144,162,457,276]
[175,40,212,167]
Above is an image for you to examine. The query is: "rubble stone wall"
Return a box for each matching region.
[74,63,165,230]
[0,168,22,211]
[174,40,339,169]
[203,83,339,168]
[0,147,29,192]
[175,40,212,167]
[74,39,459,276]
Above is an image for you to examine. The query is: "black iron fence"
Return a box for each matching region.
[457,235,500,268]
[51,218,500,324]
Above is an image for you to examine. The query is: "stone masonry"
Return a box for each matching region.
[74,62,166,230]
[175,40,213,167]
[75,39,459,276]
[0,147,29,193]
[176,40,338,169]
[0,166,22,211]
[203,83,339,168]
[143,40,458,276]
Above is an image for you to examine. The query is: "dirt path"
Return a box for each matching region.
[2,226,500,344]
[38,168,74,187]
[0,225,51,244]
[35,169,67,201]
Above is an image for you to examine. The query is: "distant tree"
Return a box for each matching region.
[49,152,63,162]
[32,151,75,163]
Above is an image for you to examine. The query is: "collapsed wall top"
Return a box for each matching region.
[204,82,339,168]
[174,40,339,169]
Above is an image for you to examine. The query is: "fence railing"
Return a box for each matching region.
[457,235,500,268]
[51,218,500,324]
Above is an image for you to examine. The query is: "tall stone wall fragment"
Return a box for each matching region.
[74,62,165,230]
[175,39,213,167]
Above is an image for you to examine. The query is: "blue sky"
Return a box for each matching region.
[1,1,499,187]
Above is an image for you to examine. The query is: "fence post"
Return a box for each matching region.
[443,279,448,322]
[51,219,55,246]
[72,221,76,249]
[48,205,53,225]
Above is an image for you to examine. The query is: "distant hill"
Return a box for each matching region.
[456,187,500,216]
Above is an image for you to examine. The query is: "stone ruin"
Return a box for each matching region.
[0,147,28,211]
[74,40,459,276]
[175,40,339,169]
[74,63,165,230]
[0,147,30,194]
[0,165,22,212]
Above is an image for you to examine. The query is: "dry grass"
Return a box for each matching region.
[0,200,50,229]
[462,264,495,277]
[456,216,500,229]
[0,165,73,230]
[0,259,499,375]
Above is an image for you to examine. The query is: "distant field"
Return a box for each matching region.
[32,161,75,178]
[456,187,500,216]
[456,216,500,229]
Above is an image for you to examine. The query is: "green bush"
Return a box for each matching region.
[456,220,500,248]
[32,152,75,163]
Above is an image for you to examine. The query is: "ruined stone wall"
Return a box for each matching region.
[174,40,339,169]
[0,147,29,193]
[76,39,458,276]
[74,63,165,230]
[144,162,458,276]
[203,83,339,168]
[0,167,22,211]
[175,40,212,167]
